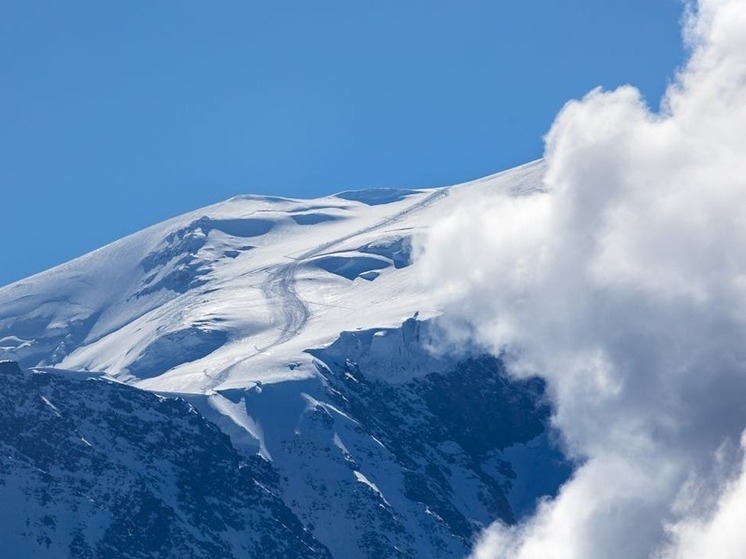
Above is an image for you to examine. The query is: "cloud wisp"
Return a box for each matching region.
[417,1,746,557]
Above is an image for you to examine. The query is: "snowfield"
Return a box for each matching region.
[0,159,544,393]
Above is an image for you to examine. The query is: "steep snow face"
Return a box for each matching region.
[0,160,545,394]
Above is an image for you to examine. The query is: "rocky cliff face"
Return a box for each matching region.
[290,323,570,558]
[181,321,572,559]
[0,361,330,559]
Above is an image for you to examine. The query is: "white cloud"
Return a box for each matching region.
[656,433,746,559]
[416,0,746,557]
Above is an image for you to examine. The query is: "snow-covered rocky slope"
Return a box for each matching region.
[0,360,330,559]
[0,160,570,558]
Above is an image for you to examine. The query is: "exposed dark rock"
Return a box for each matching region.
[0,367,331,559]
[0,360,21,374]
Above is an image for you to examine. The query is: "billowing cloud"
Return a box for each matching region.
[416,0,746,557]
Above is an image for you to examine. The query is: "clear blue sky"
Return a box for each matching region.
[1,1,684,286]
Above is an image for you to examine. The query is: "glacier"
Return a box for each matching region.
[0,160,570,558]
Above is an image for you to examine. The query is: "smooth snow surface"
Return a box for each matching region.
[0,160,544,396]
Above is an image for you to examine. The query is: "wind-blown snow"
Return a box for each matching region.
[417,0,746,557]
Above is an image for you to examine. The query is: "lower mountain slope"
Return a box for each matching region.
[0,361,330,559]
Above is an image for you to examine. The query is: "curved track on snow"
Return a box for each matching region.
[258,188,449,351]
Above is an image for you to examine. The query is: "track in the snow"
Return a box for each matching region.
[257,188,448,352]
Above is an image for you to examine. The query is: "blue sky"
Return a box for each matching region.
[1,1,684,286]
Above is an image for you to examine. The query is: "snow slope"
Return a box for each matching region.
[0,159,544,392]
[0,160,567,558]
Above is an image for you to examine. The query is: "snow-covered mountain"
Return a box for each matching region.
[0,160,570,558]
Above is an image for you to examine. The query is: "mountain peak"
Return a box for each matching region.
[0,161,567,558]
